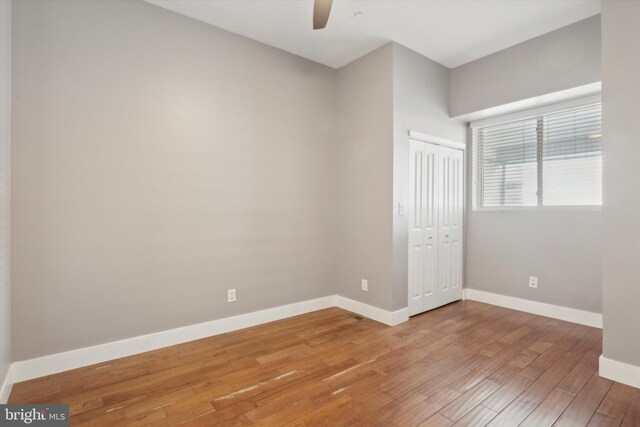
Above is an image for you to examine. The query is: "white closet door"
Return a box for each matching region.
[437,146,464,306]
[408,140,439,316]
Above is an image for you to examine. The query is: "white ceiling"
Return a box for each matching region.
[145,0,601,69]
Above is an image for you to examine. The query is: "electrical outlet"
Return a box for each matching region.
[227,288,237,302]
[361,279,368,291]
[529,276,538,289]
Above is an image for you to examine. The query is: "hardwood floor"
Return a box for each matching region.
[9,301,640,426]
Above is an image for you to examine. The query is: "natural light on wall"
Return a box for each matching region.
[472,98,602,209]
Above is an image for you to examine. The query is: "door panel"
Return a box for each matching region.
[408,140,438,316]
[437,146,464,306]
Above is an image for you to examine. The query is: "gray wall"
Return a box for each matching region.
[334,43,467,313]
[0,0,12,388]
[601,0,640,367]
[10,0,609,364]
[466,211,602,313]
[391,44,466,311]
[459,16,603,314]
[335,44,395,310]
[450,15,601,118]
[12,0,338,360]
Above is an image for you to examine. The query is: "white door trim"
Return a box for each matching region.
[408,131,466,151]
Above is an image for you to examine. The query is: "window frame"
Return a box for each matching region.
[471,95,602,212]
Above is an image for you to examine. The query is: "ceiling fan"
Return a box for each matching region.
[313,0,333,30]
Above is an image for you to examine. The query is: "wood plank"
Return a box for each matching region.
[587,382,638,427]
[557,350,600,395]
[485,396,538,427]
[180,400,255,426]
[520,350,583,403]
[621,393,640,427]
[359,389,428,426]
[6,304,638,426]
[520,388,574,426]
[451,404,497,426]
[438,380,500,421]
[391,387,462,426]
[481,374,534,413]
[554,371,613,427]
[418,413,455,427]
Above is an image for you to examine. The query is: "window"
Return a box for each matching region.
[472,99,602,209]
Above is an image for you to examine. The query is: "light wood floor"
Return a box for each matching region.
[9,301,640,426]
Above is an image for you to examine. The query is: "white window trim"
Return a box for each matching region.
[471,95,602,212]
[474,206,602,212]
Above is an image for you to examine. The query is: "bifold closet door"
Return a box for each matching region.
[437,146,464,306]
[408,140,439,316]
[408,140,464,316]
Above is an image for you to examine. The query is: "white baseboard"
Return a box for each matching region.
[11,296,334,383]
[334,295,409,326]
[8,294,406,387]
[599,355,640,389]
[5,289,607,399]
[0,366,13,404]
[4,289,609,401]
[463,288,602,328]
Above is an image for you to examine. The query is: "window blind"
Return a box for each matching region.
[541,103,602,206]
[473,101,602,209]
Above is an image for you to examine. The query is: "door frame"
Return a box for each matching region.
[407,130,466,314]
[409,130,466,151]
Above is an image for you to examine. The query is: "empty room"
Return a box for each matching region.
[1,0,639,425]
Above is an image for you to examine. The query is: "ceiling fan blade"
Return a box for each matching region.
[313,0,333,30]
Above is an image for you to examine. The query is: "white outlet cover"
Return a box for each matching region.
[227,288,237,302]
[529,276,538,288]
[361,279,368,291]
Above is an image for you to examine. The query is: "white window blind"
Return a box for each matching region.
[473,101,602,209]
